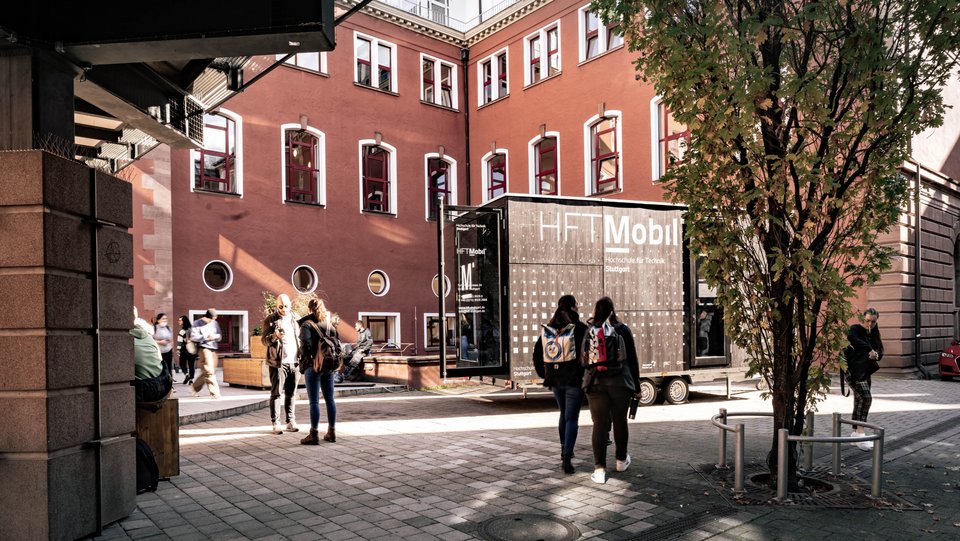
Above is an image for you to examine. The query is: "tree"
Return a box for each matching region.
[592,0,960,487]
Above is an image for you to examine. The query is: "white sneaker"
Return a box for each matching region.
[591,468,606,484]
[857,440,874,451]
[616,454,632,472]
[285,420,300,432]
[849,431,859,446]
[271,422,283,435]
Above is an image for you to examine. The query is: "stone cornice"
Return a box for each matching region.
[465,0,552,46]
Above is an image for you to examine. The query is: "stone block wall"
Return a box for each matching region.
[0,151,136,540]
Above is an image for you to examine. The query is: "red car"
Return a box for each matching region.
[939,341,960,380]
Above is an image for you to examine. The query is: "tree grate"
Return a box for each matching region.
[693,462,919,510]
[623,505,737,541]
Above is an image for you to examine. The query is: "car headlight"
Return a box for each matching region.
[941,352,955,359]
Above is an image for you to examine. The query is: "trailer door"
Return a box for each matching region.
[447,208,504,376]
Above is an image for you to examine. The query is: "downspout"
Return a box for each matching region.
[461,47,471,205]
[88,169,104,534]
[912,160,931,379]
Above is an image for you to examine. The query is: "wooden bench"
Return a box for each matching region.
[136,396,179,478]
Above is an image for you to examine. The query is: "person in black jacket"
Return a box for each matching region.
[582,297,641,484]
[298,298,340,445]
[845,307,883,451]
[533,295,588,474]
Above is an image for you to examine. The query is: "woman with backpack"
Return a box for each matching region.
[298,298,340,445]
[533,295,588,474]
[582,296,641,484]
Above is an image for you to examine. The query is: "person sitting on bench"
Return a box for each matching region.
[133,307,173,404]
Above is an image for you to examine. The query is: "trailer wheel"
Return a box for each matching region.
[636,379,658,407]
[663,377,689,405]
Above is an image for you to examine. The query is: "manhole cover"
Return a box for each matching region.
[477,514,580,541]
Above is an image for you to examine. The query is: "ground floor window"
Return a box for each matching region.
[424,313,456,349]
[359,312,400,345]
[188,310,247,354]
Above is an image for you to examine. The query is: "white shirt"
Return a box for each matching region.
[280,314,297,365]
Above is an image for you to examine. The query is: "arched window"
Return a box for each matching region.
[363,145,390,213]
[285,130,321,205]
[534,136,558,195]
[427,157,452,221]
[590,116,619,194]
[194,112,239,194]
[486,152,507,201]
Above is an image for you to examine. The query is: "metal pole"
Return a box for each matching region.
[776,428,788,501]
[717,408,727,468]
[437,193,446,384]
[734,423,745,493]
[803,410,814,472]
[872,428,884,498]
[832,413,841,476]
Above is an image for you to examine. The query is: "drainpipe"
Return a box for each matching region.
[461,47,471,205]
[912,160,931,379]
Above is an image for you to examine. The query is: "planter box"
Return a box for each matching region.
[249,338,267,360]
[222,357,270,388]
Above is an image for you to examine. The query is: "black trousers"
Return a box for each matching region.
[269,363,300,423]
[587,385,632,468]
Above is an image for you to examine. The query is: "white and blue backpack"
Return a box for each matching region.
[541,323,577,366]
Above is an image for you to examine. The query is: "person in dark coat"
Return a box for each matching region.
[298,298,339,445]
[533,295,588,474]
[582,297,641,484]
[844,307,883,451]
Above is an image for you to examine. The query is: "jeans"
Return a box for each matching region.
[552,384,584,456]
[161,350,174,377]
[269,363,300,423]
[587,385,632,467]
[305,367,336,430]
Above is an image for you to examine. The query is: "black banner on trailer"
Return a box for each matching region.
[447,207,504,376]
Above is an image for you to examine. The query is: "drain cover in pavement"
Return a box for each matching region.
[477,514,580,541]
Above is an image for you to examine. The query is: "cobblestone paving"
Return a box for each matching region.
[98,378,960,540]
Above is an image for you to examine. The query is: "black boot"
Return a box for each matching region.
[561,453,575,474]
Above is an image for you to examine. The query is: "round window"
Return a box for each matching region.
[203,261,233,291]
[292,265,318,293]
[368,270,390,296]
[432,274,451,297]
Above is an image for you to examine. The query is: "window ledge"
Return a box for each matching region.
[284,199,326,209]
[588,187,624,197]
[361,209,398,218]
[280,64,329,77]
[523,71,562,90]
[478,94,509,110]
[193,188,242,198]
[420,100,459,113]
[354,82,399,97]
[577,44,625,67]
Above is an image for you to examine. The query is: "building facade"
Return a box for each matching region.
[128,0,960,376]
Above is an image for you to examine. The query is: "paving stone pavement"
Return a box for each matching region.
[96,378,960,540]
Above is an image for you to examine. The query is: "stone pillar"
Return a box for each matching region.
[0,151,136,540]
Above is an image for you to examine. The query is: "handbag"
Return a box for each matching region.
[185,337,197,355]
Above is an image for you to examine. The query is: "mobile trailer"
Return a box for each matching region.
[443,195,748,405]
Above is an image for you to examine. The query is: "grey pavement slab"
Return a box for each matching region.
[99,378,960,540]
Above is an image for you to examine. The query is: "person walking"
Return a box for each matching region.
[582,297,640,484]
[190,309,222,399]
[844,307,883,451]
[177,315,197,385]
[533,294,588,474]
[298,298,339,444]
[261,293,301,434]
[153,313,175,377]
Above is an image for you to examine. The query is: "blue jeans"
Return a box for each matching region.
[305,367,336,430]
[552,384,584,455]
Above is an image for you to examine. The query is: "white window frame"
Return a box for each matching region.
[358,311,401,345]
[528,132,562,195]
[367,269,391,296]
[578,5,623,62]
[189,108,244,197]
[291,265,319,294]
[477,47,509,107]
[523,20,562,87]
[582,110,624,195]
[276,51,328,74]
[650,95,690,182]
[423,312,456,350]
[279,123,327,206]
[353,31,399,93]
[201,259,234,292]
[423,153,458,221]
[188,309,249,354]
[481,148,510,203]
[357,139,399,216]
[420,53,459,110]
